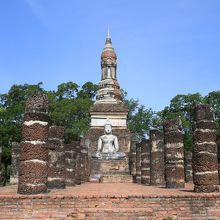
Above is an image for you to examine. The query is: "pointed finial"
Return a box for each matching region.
[104,26,112,48]
[107,26,110,39]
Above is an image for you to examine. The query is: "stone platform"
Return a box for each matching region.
[90,157,132,183]
[1,183,220,219]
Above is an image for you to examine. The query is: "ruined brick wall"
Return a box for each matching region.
[10,142,20,184]
[1,194,220,219]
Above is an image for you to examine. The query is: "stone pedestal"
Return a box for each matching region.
[193,104,219,193]
[10,142,20,185]
[164,119,185,189]
[90,157,132,183]
[150,130,165,186]
[84,112,132,183]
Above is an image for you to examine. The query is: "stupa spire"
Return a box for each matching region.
[95,31,122,104]
[105,27,112,48]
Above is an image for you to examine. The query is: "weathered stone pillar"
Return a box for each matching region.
[150,130,165,186]
[141,140,151,185]
[64,143,76,186]
[75,142,82,185]
[47,126,66,189]
[184,150,193,182]
[193,104,219,193]
[135,143,141,184]
[10,142,20,184]
[164,119,185,188]
[80,139,89,183]
[130,135,138,182]
[18,93,49,194]
[80,138,90,182]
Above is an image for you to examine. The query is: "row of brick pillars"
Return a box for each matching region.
[131,104,220,192]
[16,93,89,194]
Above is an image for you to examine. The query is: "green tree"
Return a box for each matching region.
[49,81,98,142]
[204,91,220,139]
[123,92,154,140]
[0,83,44,184]
[159,93,204,151]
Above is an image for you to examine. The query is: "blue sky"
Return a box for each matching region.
[0,0,220,111]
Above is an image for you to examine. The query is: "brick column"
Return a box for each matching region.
[164,119,185,188]
[64,143,76,186]
[75,142,82,185]
[80,139,90,183]
[193,104,219,193]
[10,142,20,184]
[184,150,193,182]
[130,135,138,182]
[141,140,151,185]
[47,126,66,189]
[80,142,86,183]
[18,93,49,194]
[135,143,141,184]
[150,130,165,186]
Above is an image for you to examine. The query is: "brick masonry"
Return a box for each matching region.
[80,139,89,183]
[130,135,138,182]
[141,140,151,185]
[1,183,220,219]
[164,119,185,188]
[135,143,141,184]
[64,142,77,186]
[184,150,193,183]
[193,104,219,193]
[18,93,50,194]
[150,129,165,186]
[10,142,20,185]
[47,126,66,189]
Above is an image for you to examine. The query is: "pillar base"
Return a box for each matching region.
[194,185,219,193]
